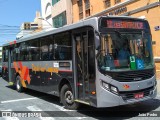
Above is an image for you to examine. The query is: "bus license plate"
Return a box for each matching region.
[134,92,144,99]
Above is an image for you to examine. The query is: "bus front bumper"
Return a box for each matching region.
[97,84,157,107]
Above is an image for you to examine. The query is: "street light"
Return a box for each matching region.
[38,17,52,27]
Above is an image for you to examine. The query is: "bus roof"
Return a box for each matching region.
[3,16,147,47]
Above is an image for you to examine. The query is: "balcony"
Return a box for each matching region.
[85,2,90,10]
[79,6,83,13]
[79,12,83,19]
[103,0,111,8]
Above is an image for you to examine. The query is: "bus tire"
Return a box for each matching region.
[16,76,23,92]
[60,84,79,110]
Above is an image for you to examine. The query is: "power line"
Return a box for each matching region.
[0,24,20,28]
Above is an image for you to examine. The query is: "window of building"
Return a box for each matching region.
[52,11,67,28]
[78,0,83,19]
[85,0,90,17]
[104,0,111,8]
[85,0,90,10]
[85,10,90,17]
[79,12,83,19]
[115,0,121,4]
[52,0,60,6]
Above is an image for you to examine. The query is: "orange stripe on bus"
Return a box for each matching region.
[13,62,18,72]
[13,62,31,86]
[21,66,26,80]
[20,78,26,88]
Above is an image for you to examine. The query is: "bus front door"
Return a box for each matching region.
[74,31,90,102]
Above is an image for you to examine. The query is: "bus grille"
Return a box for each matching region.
[111,69,154,82]
[119,86,154,100]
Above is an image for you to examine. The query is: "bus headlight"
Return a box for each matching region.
[101,81,119,95]
[111,86,118,93]
[102,82,110,90]
[154,80,157,89]
[154,80,157,86]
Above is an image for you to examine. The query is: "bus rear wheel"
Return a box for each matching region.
[60,84,79,110]
[16,76,23,92]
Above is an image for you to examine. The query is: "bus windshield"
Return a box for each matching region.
[97,32,154,72]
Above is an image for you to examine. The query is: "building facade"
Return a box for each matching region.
[72,0,160,79]
[51,0,72,28]
[16,11,42,39]
[41,0,72,28]
[41,0,53,29]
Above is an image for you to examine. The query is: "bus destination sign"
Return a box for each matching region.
[103,20,145,29]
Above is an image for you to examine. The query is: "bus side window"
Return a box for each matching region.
[2,47,6,62]
[40,36,54,60]
[49,44,54,60]
[54,32,72,60]
[28,39,40,61]
[59,47,65,60]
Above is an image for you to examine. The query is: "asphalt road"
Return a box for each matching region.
[0,78,160,120]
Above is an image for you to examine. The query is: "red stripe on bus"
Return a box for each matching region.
[24,67,29,80]
[21,66,26,79]
[18,61,23,70]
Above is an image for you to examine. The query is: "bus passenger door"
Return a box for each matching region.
[74,31,90,101]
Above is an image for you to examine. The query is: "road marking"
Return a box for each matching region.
[1,109,12,111]
[3,117,19,120]
[27,105,55,120]
[76,117,88,119]
[49,102,76,111]
[49,103,87,119]
[27,106,43,111]
[1,97,38,104]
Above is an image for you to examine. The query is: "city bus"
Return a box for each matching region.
[2,16,157,110]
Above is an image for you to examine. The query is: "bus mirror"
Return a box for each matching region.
[95,30,100,37]
[95,30,100,50]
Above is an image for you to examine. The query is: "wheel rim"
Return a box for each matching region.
[16,79,20,90]
[64,90,74,104]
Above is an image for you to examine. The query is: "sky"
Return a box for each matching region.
[0,0,41,46]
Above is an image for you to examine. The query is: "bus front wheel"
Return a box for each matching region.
[60,84,79,110]
[16,76,23,92]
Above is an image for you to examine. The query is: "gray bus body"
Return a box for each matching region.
[2,16,157,109]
